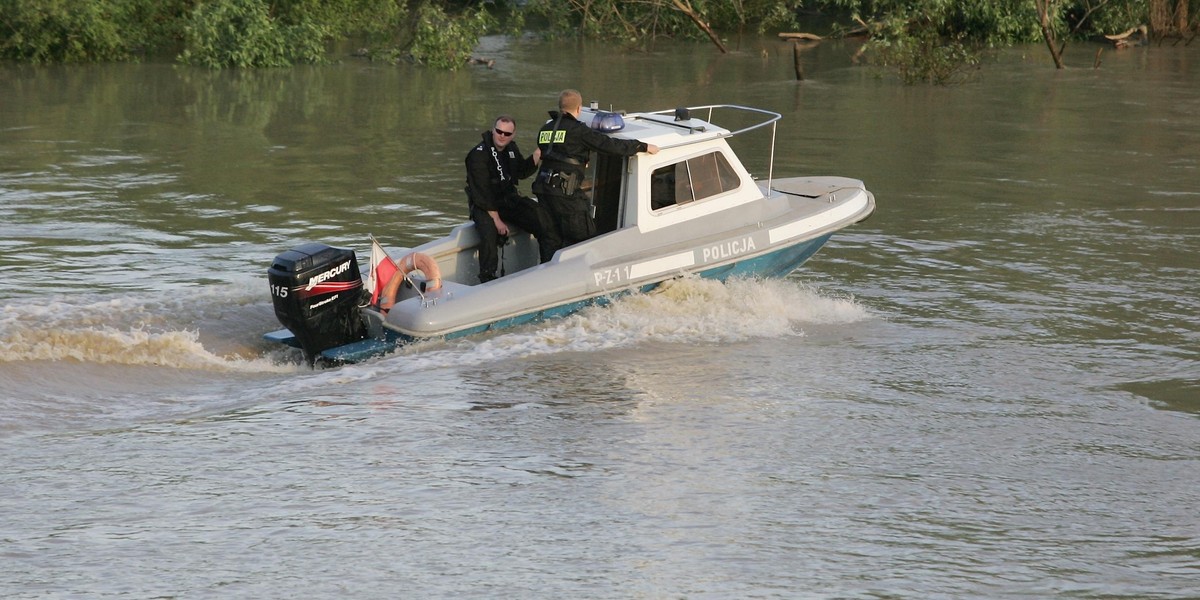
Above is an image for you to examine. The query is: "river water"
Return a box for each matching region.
[2,36,1197,598]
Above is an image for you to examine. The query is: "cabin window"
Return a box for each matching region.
[650,151,741,211]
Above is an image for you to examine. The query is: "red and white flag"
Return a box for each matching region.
[365,235,399,306]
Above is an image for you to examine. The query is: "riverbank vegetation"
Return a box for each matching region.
[2,0,1195,78]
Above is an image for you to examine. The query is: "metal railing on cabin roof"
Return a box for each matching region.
[633,104,782,193]
[638,104,781,136]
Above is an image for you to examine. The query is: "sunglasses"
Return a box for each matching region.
[494,128,515,137]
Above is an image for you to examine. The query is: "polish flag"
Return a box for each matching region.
[365,235,399,306]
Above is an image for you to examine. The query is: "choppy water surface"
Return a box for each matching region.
[2,38,1198,598]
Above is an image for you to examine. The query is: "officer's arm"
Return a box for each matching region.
[512,142,539,180]
[583,127,652,157]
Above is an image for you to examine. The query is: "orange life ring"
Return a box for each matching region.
[397,252,442,290]
[379,252,442,311]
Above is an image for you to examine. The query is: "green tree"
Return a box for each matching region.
[0,0,189,62]
[177,0,495,69]
[179,0,294,68]
[407,2,495,69]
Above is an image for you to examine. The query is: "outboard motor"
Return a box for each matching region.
[267,242,366,364]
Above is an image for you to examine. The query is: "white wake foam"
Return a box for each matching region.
[0,285,299,373]
[332,276,872,381]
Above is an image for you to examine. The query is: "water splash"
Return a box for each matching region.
[337,276,872,380]
[1,275,868,385]
[0,287,298,374]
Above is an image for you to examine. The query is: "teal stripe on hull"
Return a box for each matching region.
[697,233,832,282]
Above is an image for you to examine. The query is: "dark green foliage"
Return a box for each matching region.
[817,0,1160,42]
[865,29,982,85]
[2,0,121,63]
[175,0,496,69]
[943,1,1044,44]
[844,3,998,84]
[524,0,799,44]
[1,0,490,69]
[276,0,408,52]
[0,0,188,62]
[179,0,293,68]
[809,0,1169,83]
[1082,0,1152,35]
[1,0,1189,71]
[408,2,495,69]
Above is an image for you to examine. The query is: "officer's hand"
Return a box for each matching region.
[533,148,542,165]
[646,144,659,154]
[495,218,509,236]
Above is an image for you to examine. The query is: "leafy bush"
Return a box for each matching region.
[176,0,489,69]
[1,0,127,62]
[179,0,294,68]
[408,2,494,69]
[866,30,982,85]
[0,0,191,62]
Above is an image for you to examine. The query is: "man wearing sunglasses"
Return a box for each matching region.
[465,115,561,284]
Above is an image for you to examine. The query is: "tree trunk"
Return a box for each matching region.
[1150,0,1169,38]
[1035,0,1065,69]
[793,42,804,80]
[1147,0,1191,39]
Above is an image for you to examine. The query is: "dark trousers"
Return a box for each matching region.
[471,196,561,282]
[543,193,595,247]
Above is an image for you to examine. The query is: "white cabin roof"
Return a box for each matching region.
[587,109,730,150]
[577,104,785,153]
[573,106,744,152]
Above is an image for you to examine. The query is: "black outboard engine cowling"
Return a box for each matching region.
[267,242,366,364]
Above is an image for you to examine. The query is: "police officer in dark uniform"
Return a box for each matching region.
[465,115,561,283]
[532,89,658,247]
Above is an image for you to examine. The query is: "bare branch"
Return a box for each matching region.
[669,0,727,53]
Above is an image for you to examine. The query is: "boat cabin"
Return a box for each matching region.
[582,105,778,236]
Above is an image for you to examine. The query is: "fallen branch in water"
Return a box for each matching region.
[778,32,823,41]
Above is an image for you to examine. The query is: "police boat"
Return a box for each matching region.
[265,104,876,365]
